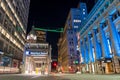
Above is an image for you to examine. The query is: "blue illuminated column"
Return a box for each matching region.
[108,15,120,56]
[83,37,89,64]
[88,33,95,73]
[83,37,89,71]
[88,33,95,63]
[93,29,102,60]
[99,23,111,58]
[80,40,85,63]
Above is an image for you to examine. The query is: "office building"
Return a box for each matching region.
[0,0,30,73]
[58,2,87,72]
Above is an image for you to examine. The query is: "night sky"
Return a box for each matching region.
[27,0,95,59]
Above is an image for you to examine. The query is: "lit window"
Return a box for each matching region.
[79,20,81,22]
[6,33,10,38]
[1,29,5,35]
[13,40,16,44]
[83,12,85,14]
[74,26,78,28]
[73,19,81,22]
[10,37,13,42]
[73,20,76,22]
[83,9,85,11]
[1,2,6,11]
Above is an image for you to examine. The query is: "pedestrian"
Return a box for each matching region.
[103,67,105,73]
[41,63,45,75]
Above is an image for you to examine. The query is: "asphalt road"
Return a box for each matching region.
[0,73,120,80]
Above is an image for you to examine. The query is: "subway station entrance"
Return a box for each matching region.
[23,43,51,74]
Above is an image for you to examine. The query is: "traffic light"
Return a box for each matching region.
[75,60,79,64]
[73,60,79,64]
[53,62,57,67]
[52,61,57,67]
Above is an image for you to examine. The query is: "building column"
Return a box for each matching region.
[108,15,120,56]
[80,40,85,73]
[88,33,95,73]
[83,37,89,72]
[93,29,102,74]
[92,63,95,73]
[108,15,120,73]
[99,23,112,74]
[93,29,102,60]
[86,64,89,72]
[99,23,111,58]
[83,37,89,64]
[80,40,85,63]
[88,34,95,63]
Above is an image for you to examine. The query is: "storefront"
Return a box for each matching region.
[0,56,20,73]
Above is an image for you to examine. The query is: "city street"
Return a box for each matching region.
[0,73,120,80]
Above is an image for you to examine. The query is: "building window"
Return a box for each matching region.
[83,12,85,14]
[4,19,8,29]
[107,38,112,54]
[83,9,85,11]
[94,17,96,21]
[74,26,78,28]
[97,13,100,17]
[11,29,14,35]
[71,41,73,44]
[105,2,109,9]
[89,34,93,38]
[100,8,104,14]
[110,0,114,3]
[117,10,120,16]
[8,26,12,33]
[0,40,4,51]
[98,42,103,58]
[69,42,71,45]
[102,21,107,29]
[0,12,3,24]
[71,38,73,41]
[2,57,11,67]
[118,31,120,39]
[113,13,117,20]
[73,19,81,22]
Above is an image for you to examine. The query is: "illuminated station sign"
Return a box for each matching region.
[26,51,48,56]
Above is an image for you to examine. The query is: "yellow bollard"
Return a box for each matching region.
[36,68,38,74]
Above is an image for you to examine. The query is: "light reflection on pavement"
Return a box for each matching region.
[0,73,120,80]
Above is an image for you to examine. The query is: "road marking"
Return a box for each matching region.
[31,75,41,79]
